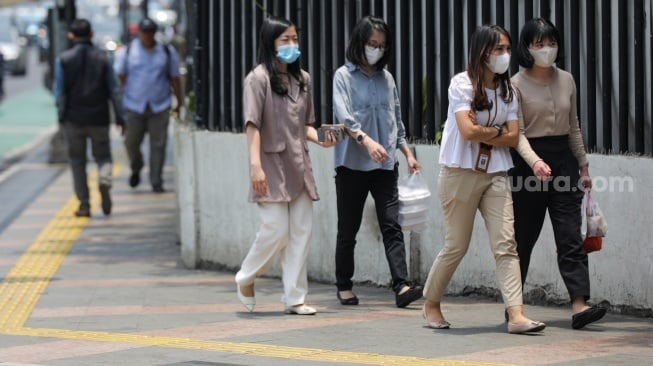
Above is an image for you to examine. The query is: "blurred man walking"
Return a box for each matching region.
[54,18,125,217]
[113,18,182,193]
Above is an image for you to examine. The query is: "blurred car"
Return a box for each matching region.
[92,17,122,55]
[0,22,28,76]
[148,4,177,29]
[12,5,47,46]
[76,2,123,56]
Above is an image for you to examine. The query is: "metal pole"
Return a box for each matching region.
[48,0,76,164]
[193,0,207,128]
[141,0,149,19]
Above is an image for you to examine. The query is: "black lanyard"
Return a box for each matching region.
[485,89,499,127]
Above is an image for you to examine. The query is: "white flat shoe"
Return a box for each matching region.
[285,304,316,315]
[237,285,255,312]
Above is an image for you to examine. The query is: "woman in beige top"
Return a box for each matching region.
[510,18,606,329]
[235,16,337,315]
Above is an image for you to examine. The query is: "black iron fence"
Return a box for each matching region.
[186,0,652,155]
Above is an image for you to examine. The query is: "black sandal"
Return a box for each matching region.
[572,306,607,329]
[337,291,359,305]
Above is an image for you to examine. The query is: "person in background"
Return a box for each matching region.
[0,52,5,100]
[54,18,125,217]
[332,16,423,308]
[235,16,338,316]
[113,18,182,193]
[422,24,545,334]
[510,18,606,330]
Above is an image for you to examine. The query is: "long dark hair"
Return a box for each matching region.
[516,18,562,68]
[346,16,392,71]
[257,16,305,95]
[467,25,514,111]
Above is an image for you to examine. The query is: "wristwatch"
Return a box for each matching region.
[356,133,367,145]
[493,125,502,136]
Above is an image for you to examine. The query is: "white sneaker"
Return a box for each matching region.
[285,304,317,315]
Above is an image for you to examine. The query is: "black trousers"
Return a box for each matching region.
[509,136,590,301]
[334,165,410,293]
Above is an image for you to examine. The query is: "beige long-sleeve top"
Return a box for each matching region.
[511,68,588,168]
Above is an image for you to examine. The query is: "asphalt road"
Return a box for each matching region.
[2,47,46,102]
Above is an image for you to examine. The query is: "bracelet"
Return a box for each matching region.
[493,125,502,136]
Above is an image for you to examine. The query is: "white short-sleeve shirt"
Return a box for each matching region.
[439,72,518,173]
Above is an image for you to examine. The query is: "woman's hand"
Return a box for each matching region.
[407,156,421,174]
[580,165,592,190]
[399,145,420,174]
[250,164,268,196]
[532,160,552,180]
[319,130,338,148]
[364,138,389,163]
[306,126,339,147]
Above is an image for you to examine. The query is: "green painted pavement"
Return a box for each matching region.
[0,88,57,158]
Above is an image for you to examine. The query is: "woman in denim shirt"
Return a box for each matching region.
[332,16,423,308]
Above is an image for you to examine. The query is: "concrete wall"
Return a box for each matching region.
[174,124,653,312]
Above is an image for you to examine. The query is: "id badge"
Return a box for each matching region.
[475,143,492,173]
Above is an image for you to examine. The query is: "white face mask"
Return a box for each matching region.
[486,52,511,74]
[529,46,558,67]
[365,45,384,66]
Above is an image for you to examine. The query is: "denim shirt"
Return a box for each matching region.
[333,62,407,172]
[113,39,180,114]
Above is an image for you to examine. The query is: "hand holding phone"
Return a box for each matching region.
[317,124,346,142]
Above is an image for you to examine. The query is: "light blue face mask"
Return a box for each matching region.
[276,44,301,64]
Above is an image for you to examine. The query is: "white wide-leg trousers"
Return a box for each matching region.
[235,191,313,306]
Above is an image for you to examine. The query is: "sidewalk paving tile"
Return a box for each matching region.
[1,161,652,366]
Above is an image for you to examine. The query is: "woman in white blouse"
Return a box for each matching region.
[422,24,545,334]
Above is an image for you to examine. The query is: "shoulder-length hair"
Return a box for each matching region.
[516,18,562,68]
[257,16,305,95]
[346,16,392,71]
[467,24,514,111]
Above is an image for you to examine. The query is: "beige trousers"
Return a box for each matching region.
[235,191,313,307]
[424,167,523,307]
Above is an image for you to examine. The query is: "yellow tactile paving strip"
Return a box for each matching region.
[0,196,86,330]
[4,327,506,366]
[0,174,512,366]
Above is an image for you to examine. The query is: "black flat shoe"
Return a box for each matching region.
[572,306,607,329]
[99,184,112,215]
[395,284,424,308]
[337,291,359,305]
[129,171,140,188]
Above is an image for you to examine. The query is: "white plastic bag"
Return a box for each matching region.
[582,191,608,238]
[398,173,431,231]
